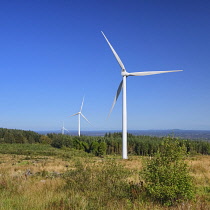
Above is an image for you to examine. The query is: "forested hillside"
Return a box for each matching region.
[0,128,209,156]
[0,128,41,143]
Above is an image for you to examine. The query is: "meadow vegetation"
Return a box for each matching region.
[0,128,210,209]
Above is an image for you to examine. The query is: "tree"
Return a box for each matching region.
[89,141,99,155]
[3,131,15,143]
[140,137,195,206]
[39,135,52,144]
[98,141,107,156]
[14,133,27,144]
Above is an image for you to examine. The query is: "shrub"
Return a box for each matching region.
[140,137,195,206]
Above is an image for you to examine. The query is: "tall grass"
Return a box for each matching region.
[0,144,209,209]
[62,160,131,209]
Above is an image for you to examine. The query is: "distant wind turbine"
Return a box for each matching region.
[61,121,69,135]
[101,31,183,159]
[69,97,91,136]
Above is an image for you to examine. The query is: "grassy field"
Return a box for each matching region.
[0,144,210,209]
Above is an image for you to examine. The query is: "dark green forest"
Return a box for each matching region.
[0,128,209,156]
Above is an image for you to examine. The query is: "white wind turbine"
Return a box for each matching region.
[101,31,183,159]
[61,121,69,135]
[69,97,91,136]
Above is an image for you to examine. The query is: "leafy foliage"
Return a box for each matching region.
[140,137,195,206]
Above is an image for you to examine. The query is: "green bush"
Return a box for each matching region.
[140,137,195,206]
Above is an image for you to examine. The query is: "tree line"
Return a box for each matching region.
[0,128,210,156]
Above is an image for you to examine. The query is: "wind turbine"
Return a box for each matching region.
[61,121,69,135]
[69,96,91,136]
[101,31,183,159]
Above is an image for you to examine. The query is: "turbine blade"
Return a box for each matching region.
[81,113,92,125]
[69,112,79,117]
[107,80,123,118]
[101,31,125,70]
[80,96,85,112]
[128,70,183,76]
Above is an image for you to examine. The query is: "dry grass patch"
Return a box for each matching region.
[0,154,73,177]
[188,155,210,186]
[0,153,210,209]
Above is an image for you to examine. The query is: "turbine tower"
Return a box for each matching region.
[101,31,183,159]
[61,121,69,135]
[69,97,91,136]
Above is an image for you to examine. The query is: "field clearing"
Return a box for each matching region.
[0,144,210,209]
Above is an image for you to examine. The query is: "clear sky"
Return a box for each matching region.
[0,0,210,131]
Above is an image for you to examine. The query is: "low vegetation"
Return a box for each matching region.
[0,128,210,209]
[140,137,195,206]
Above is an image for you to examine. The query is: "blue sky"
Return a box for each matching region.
[0,0,210,131]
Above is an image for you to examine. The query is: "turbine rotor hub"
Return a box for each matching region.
[121,70,129,76]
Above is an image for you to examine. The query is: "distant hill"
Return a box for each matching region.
[36,129,210,141]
